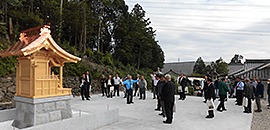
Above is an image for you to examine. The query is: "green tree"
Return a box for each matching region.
[193,57,206,75]
[229,54,243,65]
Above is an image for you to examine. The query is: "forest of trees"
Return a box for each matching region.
[0,0,164,77]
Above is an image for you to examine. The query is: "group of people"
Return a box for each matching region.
[201,75,269,119]
[151,73,175,124]
[99,74,148,102]
[79,71,92,101]
[79,71,270,124]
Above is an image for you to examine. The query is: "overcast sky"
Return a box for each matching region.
[124,0,270,63]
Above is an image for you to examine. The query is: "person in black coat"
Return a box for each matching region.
[106,75,114,98]
[205,78,215,118]
[100,75,107,97]
[178,73,187,100]
[202,75,208,103]
[79,74,89,101]
[85,71,91,98]
[161,74,175,124]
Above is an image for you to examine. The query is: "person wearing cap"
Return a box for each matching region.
[139,76,147,100]
[254,78,264,112]
[236,77,244,106]
[217,77,229,112]
[243,78,255,113]
[205,78,215,118]
[161,74,175,124]
[100,75,107,97]
[134,74,140,97]
[122,75,139,104]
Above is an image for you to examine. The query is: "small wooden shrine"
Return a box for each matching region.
[0,23,81,99]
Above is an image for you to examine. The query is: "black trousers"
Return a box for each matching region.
[236,90,244,105]
[80,86,87,100]
[153,86,157,99]
[157,96,161,109]
[246,98,252,112]
[217,95,226,110]
[164,101,174,122]
[140,88,146,99]
[85,82,90,98]
[114,85,120,96]
[126,89,133,103]
[179,92,186,100]
[134,84,139,96]
[101,86,107,96]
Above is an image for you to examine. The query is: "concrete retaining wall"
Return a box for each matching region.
[0,108,16,122]
[22,108,119,130]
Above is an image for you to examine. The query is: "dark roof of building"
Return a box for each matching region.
[162,61,211,76]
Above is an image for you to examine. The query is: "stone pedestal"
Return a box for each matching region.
[12,95,72,129]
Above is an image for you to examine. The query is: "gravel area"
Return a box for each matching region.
[251,98,270,130]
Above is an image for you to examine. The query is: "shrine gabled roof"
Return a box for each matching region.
[0,24,81,63]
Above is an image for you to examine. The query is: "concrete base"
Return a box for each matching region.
[12,96,72,129]
[22,109,119,130]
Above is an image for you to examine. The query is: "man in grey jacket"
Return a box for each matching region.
[139,76,147,100]
[243,79,255,113]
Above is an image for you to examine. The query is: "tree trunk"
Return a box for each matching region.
[79,24,83,52]
[58,0,63,44]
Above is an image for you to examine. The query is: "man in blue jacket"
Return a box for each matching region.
[122,75,139,104]
[255,78,264,112]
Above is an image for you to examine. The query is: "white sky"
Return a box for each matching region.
[124,0,270,63]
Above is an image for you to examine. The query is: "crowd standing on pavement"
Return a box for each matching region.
[78,70,270,124]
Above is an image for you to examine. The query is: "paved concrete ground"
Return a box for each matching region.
[71,91,253,130]
[0,91,253,130]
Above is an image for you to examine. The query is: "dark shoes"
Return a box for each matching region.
[217,109,222,112]
[206,110,214,119]
[203,100,206,103]
[86,98,90,100]
[163,121,172,124]
[222,109,227,111]
[254,109,262,112]
[155,108,160,111]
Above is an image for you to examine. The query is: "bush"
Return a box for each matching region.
[102,52,113,66]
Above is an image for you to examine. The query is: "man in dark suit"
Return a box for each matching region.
[205,78,215,118]
[161,74,175,124]
[85,71,91,98]
[106,75,114,98]
[100,75,107,97]
[178,73,187,100]
[202,75,208,103]
[80,74,89,101]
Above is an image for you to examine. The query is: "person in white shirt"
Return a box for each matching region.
[106,75,114,98]
[113,74,121,97]
[151,73,160,99]
[236,77,244,106]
